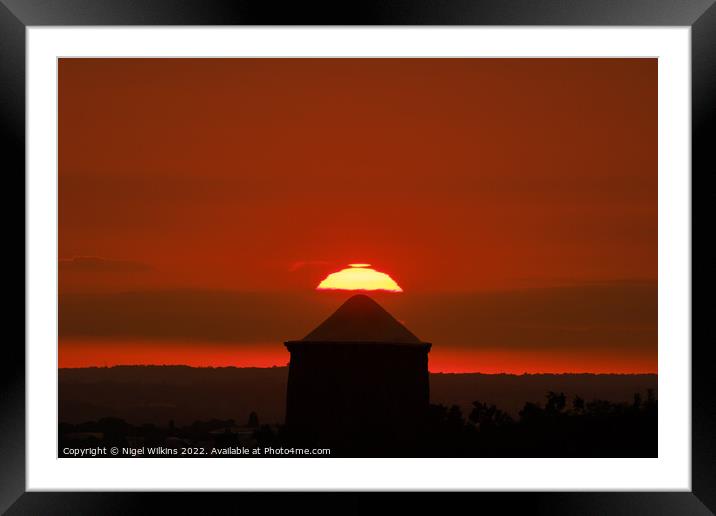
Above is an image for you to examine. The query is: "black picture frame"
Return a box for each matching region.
[2,1,712,513]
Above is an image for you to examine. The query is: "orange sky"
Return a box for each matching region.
[58,58,657,373]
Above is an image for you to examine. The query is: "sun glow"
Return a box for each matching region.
[317,264,403,292]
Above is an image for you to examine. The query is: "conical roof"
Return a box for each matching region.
[299,294,424,344]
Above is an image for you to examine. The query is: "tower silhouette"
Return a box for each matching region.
[284,294,431,451]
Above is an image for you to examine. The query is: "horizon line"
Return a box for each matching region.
[58,364,658,375]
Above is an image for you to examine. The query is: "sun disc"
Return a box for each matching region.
[317,264,403,292]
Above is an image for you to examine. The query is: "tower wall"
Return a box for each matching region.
[284,341,431,451]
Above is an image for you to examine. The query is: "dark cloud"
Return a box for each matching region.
[59,256,153,273]
[59,282,656,353]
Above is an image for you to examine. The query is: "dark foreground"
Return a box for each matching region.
[59,390,657,458]
[59,366,657,424]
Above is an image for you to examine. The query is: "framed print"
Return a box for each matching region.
[3,0,713,513]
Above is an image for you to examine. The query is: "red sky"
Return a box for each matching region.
[58,58,657,373]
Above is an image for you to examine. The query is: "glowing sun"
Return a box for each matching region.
[317,264,403,292]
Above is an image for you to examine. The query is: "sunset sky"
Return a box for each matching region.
[58,58,657,373]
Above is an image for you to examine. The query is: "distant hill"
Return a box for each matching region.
[430,372,657,417]
[59,366,657,426]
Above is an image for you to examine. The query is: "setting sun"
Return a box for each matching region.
[316,264,403,292]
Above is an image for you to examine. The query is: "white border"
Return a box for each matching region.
[27,27,691,491]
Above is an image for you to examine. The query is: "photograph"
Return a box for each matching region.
[5,0,711,507]
[57,57,658,459]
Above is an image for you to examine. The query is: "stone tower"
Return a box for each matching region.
[284,294,431,451]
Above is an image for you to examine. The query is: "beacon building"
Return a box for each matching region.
[284,294,431,451]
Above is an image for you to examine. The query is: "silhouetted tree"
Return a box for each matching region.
[545,391,566,414]
[247,411,259,428]
[469,401,513,430]
[572,395,585,413]
[585,399,613,417]
[446,405,465,433]
[519,401,543,423]
[632,393,642,411]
